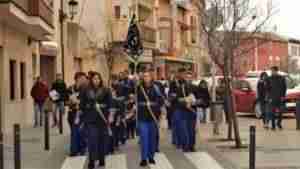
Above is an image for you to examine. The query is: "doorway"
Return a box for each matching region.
[40,55,55,87]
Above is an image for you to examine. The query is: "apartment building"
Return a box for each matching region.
[0,0,54,132]
[107,0,203,78]
[155,0,202,79]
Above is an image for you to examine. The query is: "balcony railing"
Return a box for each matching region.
[140,25,156,43]
[29,0,53,27]
[0,0,53,27]
[132,0,154,10]
[0,0,29,12]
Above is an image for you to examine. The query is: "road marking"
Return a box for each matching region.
[185,152,224,169]
[105,154,127,169]
[60,156,87,169]
[150,153,174,169]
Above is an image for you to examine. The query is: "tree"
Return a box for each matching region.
[197,0,277,147]
[83,16,124,85]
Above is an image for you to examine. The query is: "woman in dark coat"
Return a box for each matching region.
[257,72,268,127]
[79,72,112,169]
[194,80,211,123]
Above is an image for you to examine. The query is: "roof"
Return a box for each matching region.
[288,38,300,44]
[216,31,288,43]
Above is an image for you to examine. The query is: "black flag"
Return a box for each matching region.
[124,14,144,60]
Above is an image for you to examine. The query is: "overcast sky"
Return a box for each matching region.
[272,0,300,39]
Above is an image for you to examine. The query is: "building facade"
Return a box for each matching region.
[0,0,54,132]
[107,0,204,79]
[287,39,300,73]
[229,33,289,76]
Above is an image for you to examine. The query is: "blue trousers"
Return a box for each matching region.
[138,121,157,161]
[70,124,87,155]
[182,119,196,150]
[172,110,183,147]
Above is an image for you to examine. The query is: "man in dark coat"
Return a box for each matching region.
[169,68,196,152]
[266,66,287,130]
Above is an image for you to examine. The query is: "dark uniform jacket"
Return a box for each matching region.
[51,80,67,102]
[266,75,287,106]
[79,86,112,128]
[194,86,211,109]
[169,79,194,112]
[66,85,81,125]
[137,82,163,122]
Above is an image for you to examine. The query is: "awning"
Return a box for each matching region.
[156,56,195,64]
[40,41,59,56]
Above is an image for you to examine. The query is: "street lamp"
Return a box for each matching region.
[68,0,79,21]
[58,0,78,134]
[59,0,78,81]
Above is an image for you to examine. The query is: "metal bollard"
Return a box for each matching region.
[59,111,63,134]
[44,110,50,151]
[296,100,300,130]
[0,130,3,169]
[14,124,21,169]
[249,125,256,169]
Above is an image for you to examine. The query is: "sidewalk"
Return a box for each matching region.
[199,114,300,169]
[4,118,70,169]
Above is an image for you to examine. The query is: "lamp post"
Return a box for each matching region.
[59,0,78,80]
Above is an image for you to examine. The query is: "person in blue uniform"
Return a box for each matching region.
[66,72,88,156]
[79,72,112,169]
[169,68,195,152]
[185,71,197,152]
[137,71,163,167]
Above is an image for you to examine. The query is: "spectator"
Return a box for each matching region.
[50,73,67,128]
[257,72,269,128]
[31,77,49,127]
[266,66,287,130]
[195,80,211,123]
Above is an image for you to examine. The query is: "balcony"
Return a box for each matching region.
[112,19,129,42]
[0,0,54,40]
[132,0,155,10]
[29,0,53,27]
[140,24,156,48]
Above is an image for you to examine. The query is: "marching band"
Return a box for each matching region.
[60,67,208,169]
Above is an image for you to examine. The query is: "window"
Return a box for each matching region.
[114,6,121,19]
[74,58,82,72]
[9,60,16,100]
[191,16,197,44]
[32,54,37,79]
[291,46,298,56]
[20,62,26,99]
[159,28,171,51]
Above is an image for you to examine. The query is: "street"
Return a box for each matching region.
[4,113,300,169]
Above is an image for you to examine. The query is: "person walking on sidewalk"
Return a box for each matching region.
[194,80,211,123]
[266,66,287,130]
[79,72,112,169]
[66,72,88,156]
[257,72,269,128]
[31,77,49,127]
[137,71,163,167]
[50,74,67,128]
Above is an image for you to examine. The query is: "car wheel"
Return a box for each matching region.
[254,103,262,118]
